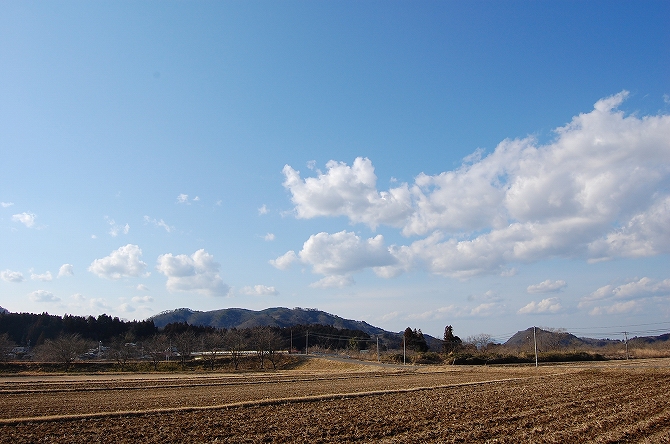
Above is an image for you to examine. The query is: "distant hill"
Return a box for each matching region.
[149,307,444,352]
[504,327,622,349]
[149,307,387,335]
[0,307,8,315]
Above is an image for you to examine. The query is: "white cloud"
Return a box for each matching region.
[281,92,670,278]
[71,293,85,301]
[258,204,269,215]
[91,234,97,239]
[240,285,279,296]
[57,264,74,278]
[589,300,639,315]
[282,157,413,230]
[381,311,399,321]
[579,277,670,315]
[12,212,36,228]
[193,196,200,201]
[527,279,567,294]
[470,302,503,317]
[132,295,154,303]
[144,216,174,233]
[299,231,396,276]
[88,244,148,279]
[1,202,14,208]
[31,271,53,281]
[269,251,298,270]
[156,249,230,297]
[264,233,275,241]
[518,297,563,314]
[177,194,189,204]
[309,275,355,288]
[1,270,24,283]
[272,231,397,285]
[106,217,129,237]
[89,298,110,310]
[136,284,149,291]
[119,303,135,313]
[29,290,60,302]
[664,94,670,105]
[581,277,670,305]
[409,305,465,320]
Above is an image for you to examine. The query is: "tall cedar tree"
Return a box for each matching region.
[442,325,462,354]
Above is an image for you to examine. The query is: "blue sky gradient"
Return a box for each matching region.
[1,1,669,340]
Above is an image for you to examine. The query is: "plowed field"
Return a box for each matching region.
[1,359,669,443]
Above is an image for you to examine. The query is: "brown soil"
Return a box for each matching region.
[1,358,669,443]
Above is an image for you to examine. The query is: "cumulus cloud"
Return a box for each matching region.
[136,284,149,291]
[282,158,413,230]
[58,264,74,278]
[156,249,230,297]
[240,285,279,296]
[12,212,36,228]
[1,202,14,208]
[527,280,567,294]
[589,300,640,316]
[144,216,174,233]
[31,271,53,281]
[518,297,563,314]
[177,194,189,204]
[279,92,670,278]
[269,251,298,270]
[1,270,24,283]
[579,277,670,315]
[272,231,396,286]
[88,244,148,279]
[29,290,60,302]
[264,233,275,241]
[258,205,269,215]
[309,275,355,288]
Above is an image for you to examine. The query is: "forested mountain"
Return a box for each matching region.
[149,307,387,335]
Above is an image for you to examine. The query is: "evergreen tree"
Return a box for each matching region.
[442,325,462,354]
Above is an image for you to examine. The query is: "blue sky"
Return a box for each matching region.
[1,1,669,341]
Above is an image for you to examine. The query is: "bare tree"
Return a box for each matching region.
[224,329,246,370]
[264,329,284,370]
[143,335,169,371]
[109,336,138,370]
[201,331,224,371]
[251,327,269,370]
[465,334,493,351]
[35,334,91,369]
[173,331,197,369]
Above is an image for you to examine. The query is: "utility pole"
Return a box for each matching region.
[533,326,538,368]
[306,330,309,355]
[290,329,293,354]
[403,334,406,365]
[376,336,379,363]
[624,331,629,360]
